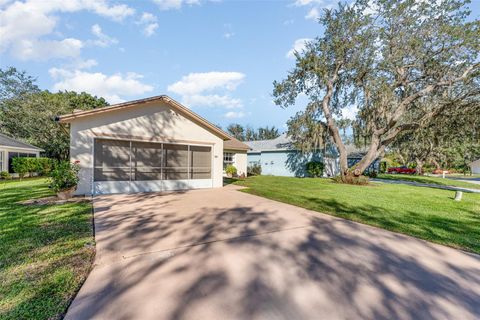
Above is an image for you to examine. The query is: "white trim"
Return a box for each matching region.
[0,146,43,152]
[94,179,213,195]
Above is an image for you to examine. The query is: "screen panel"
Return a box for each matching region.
[131,141,163,181]
[190,146,212,179]
[163,144,188,180]
[94,139,131,181]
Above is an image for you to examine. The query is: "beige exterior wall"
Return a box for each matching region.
[233,151,248,177]
[0,147,40,173]
[69,100,224,195]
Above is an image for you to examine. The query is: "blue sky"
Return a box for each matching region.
[1,0,479,130]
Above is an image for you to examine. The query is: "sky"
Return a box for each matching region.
[1,0,479,131]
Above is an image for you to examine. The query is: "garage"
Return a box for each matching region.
[57,95,248,195]
[93,138,213,194]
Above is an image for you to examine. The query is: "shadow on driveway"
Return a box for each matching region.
[65,187,480,320]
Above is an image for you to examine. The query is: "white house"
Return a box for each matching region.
[0,133,43,174]
[469,159,480,174]
[57,95,249,195]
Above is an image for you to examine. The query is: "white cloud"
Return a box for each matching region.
[12,38,83,61]
[184,94,243,109]
[168,72,245,96]
[305,7,320,20]
[50,68,154,104]
[224,111,246,119]
[223,32,234,39]
[286,38,312,59]
[0,0,134,60]
[137,12,159,37]
[153,0,200,10]
[167,71,245,109]
[90,24,118,47]
[74,59,98,69]
[143,23,159,37]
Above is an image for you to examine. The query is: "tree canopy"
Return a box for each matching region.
[274,0,480,179]
[0,67,108,159]
[226,123,281,141]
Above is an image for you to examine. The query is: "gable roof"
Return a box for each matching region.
[244,133,293,152]
[56,95,231,140]
[223,137,250,151]
[0,133,44,151]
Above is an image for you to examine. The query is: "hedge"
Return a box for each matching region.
[11,157,55,178]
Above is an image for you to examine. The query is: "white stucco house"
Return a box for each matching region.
[469,159,480,174]
[0,133,43,174]
[57,95,249,195]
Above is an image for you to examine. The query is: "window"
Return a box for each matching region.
[0,151,3,172]
[93,139,212,182]
[223,152,234,169]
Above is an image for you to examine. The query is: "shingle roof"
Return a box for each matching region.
[245,133,369,158]
[0,133,43,151]
[223,137,250,151]
[244,133,293,152]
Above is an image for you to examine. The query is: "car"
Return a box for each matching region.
[432,169,449,174]
[387,166,416,174]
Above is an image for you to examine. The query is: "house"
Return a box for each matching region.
[0,133,43,174]
[57,95,249,195]
[469,159,480,174]
[245,134,379,177]
[223,137,250,176]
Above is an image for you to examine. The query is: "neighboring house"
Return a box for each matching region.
[0,133,43,175]
[57,95,248,195]
[469,159,480,174]
[245,134,379,177]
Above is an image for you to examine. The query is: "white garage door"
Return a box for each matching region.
[93,138,213,194]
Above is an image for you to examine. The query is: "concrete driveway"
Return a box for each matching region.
[66,186,480,320]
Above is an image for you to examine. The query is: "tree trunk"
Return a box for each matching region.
[432,159,441,170]
[352,136,380,174]
[415,158,424,175]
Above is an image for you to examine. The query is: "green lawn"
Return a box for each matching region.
[377,173,480,190]
[234,176,480,254]
[0,178,94,320]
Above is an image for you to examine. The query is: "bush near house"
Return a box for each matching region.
[11,157,55,178]
[247,163,262,176]
[1,171,11,180]
[306,161,325,177]
[225,164,238,177]
[49,161,80,193]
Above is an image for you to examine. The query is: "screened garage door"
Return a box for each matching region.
[93,138,212,194]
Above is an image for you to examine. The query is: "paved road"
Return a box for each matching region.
[65,186,480,320]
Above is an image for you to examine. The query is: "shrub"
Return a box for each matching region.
[306,161,325,178]
[36,157,54,176]
[247,163,262,176]
[49,161,80,193]
[332,173,369,185]
[366,171,378,178]
[12,158,31,178]
[11,157,55,178]
[225,164,238,177]
[0,171,11,180]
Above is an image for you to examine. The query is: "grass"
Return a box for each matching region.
[234,176,480,254]
[0,178,94,320]
[377,173,480,190]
